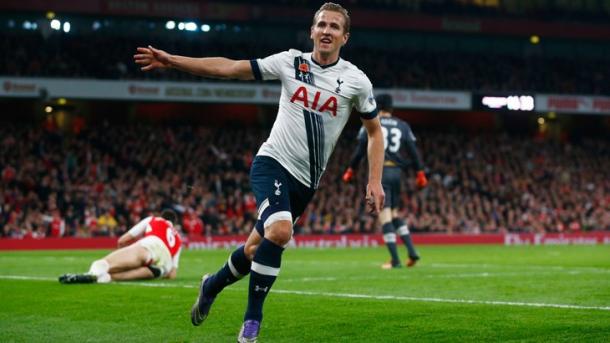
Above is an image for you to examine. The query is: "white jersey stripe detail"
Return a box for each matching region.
[251,261,280,276]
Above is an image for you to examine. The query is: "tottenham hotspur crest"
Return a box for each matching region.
[274,180,282,196]
[335,77,344,93]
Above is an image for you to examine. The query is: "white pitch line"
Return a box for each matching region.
[269,289,610,311]
[287,259,610,273]
[2,274,609,312]
[426,263,610,272]
[0,275,56,281]
[277,270,602,283]
[286,260,610,273]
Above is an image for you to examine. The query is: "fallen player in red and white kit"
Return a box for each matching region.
[59,209,182,284]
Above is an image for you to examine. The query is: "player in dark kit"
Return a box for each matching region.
[344,93,428,268]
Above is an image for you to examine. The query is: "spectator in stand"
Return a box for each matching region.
[183,208,204,235]
[97,208,118,236]
[47,210,65,238]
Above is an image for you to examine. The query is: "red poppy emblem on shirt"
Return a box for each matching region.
[298,63,309,73]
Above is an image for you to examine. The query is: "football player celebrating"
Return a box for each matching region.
[59,209,182,283]
[135,2,384,342]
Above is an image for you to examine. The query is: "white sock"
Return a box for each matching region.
[96,272,111,283]
[88,259,110,276]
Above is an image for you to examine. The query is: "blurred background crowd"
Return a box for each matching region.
[1,123,608,238]
[2,0,610,95]
[1,0,609,238]
[2,27,608,95]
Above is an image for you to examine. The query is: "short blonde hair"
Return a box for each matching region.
[312,2,351,33]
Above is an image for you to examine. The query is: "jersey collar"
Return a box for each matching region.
[310,55,341,69]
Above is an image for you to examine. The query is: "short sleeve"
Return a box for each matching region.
[127,216,152,237]
[250,51,291,81]
[355,76,377,119]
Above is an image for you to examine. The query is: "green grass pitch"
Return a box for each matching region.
[1,245,609,342]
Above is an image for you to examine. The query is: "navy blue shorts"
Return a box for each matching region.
[250,156,316,236]
[382,167,402,209]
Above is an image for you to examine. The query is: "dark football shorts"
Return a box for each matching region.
[250,156,315,236]
[382,166,402,209]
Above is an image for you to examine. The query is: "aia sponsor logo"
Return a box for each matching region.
[290,86,338,117]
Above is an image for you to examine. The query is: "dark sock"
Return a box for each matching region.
[245,238,284,322]
[204,245,251,298]
[393,218,418,259]
[382,222,400,265]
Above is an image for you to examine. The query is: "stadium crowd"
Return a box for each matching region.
[2,30,609,95]
[1,122,608,238]
[234,0,610,22]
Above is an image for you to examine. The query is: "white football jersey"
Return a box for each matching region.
[251,49,377,189]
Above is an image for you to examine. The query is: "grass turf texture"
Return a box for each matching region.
[1,245,609,342]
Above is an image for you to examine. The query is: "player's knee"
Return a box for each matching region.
[378,208,393,224]
[244,243,258,261]
[265,220,293,246]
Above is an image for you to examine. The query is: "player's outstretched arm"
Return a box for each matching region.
[361,117,385,213]
[134,45,254,80]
